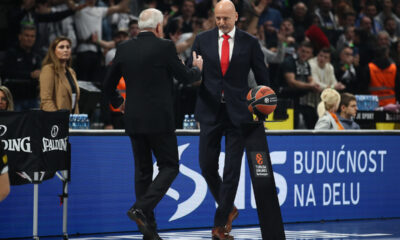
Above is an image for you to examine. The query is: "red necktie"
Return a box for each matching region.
[220,34,230,76]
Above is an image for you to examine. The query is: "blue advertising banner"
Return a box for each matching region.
[0,133,399,238]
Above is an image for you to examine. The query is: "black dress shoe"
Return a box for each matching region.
[143,220,162,240]
[127,207,160,239]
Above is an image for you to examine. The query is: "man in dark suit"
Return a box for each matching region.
[103,8,203,240]
[189,0,269,239]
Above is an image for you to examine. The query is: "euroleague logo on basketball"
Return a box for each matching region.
[247,85,277,115]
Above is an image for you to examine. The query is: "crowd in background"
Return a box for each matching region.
[0,0,399,129]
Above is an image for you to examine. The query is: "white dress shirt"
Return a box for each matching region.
[218,27,236,62]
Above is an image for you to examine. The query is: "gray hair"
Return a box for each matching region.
[138,8,163,30]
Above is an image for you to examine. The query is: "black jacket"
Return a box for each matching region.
[103,32,201,134]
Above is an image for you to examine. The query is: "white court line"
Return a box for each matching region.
[69,227,393,240]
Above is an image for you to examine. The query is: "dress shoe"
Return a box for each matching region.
[143,220,162,240]
[212,226,234,240]
[127,207,160,239]
[225,207,238,232]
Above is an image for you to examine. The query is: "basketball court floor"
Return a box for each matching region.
[39,218,400,240]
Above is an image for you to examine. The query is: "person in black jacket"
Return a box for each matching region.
[2,25,43,111]
[103,8,203,240]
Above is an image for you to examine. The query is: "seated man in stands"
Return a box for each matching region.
[2,25,42,111]
[338,93,360,129]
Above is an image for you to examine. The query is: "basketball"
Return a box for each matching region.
[246,85,278,115]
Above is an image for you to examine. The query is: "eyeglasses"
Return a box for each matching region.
[0,97,8,102]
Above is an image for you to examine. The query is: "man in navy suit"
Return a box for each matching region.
[190,0,269,239]
[104,8,203,240]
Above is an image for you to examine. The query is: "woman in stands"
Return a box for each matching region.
[39,36,80,113]
[315,88,344,130]
[0,86,14,111]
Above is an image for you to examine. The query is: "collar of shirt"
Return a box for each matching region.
[218,27,236,61]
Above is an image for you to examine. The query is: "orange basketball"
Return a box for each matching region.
[246,86,277,115]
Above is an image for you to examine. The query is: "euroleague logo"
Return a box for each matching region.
[256,153,263,165]
[155,144,288,222]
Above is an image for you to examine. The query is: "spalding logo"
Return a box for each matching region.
[0,125,7,137]
[264,98,270,103]
[51,125,59,138]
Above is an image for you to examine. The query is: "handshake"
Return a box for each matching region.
[192,51,203,71]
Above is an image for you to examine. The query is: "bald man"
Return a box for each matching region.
[104,8,203,240]
[189,0,269,239]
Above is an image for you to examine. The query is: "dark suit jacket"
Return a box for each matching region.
[104,32,201,134]
[190,27,269,126]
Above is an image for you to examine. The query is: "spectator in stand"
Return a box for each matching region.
[362,46,400,107]
[2,25,42,111]
[353,27,375,69]
[338,92,360,129]
[334,0,354,29]
[314,88,344,130]
[280,41,322,129]
[48,0,82,52]
[40,36,80,113]
[0,86,14,111]
[128,19,140,38]
[292,2,313,44]
[258,0,282,29]
[336,25,355,51]
[376,30,391,48]
[383,17,399,44]
[314,0,339,43]
[375,0,400,35]
[343,11,357,27]
[356,2,382,35]
[173,0,196,33]
[334,46,359,94]
[7,0,86,50]
[390,40,400,66]
[74,0,130,83]
[0,141,10,202]
[305,48,345,126]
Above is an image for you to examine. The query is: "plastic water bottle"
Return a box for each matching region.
[69,114,73,129]
[183,114,190,129]
[189,114,196,129]
[71,114,78,129]
[83,114,90,129]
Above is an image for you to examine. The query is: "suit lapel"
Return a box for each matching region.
[209,28,222,76]
[227,29,241,76]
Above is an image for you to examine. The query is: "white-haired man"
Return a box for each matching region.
[104,8,203,240]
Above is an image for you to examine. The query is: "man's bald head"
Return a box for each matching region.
[214,0,238,33]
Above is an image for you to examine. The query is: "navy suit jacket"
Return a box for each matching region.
[191,27,269,126]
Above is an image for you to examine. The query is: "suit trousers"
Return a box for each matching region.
[199,104,244,227]
[129,132,179,215]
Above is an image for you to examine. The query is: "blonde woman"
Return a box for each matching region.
[314,88,344,130]
[40,36,79,113]
[0,86,14,111]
